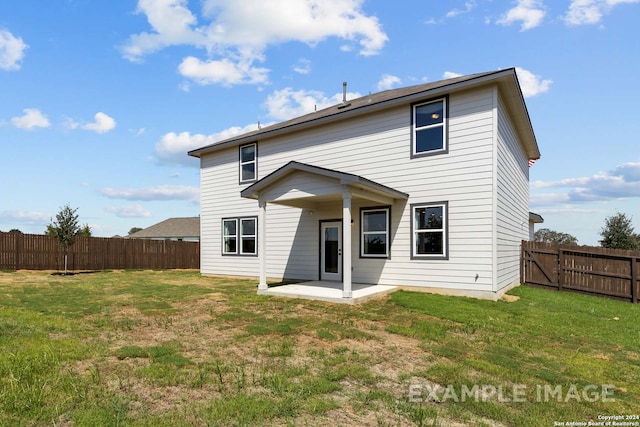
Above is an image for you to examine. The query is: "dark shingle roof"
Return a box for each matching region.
[188,68,540,160]
[128,217,200,239]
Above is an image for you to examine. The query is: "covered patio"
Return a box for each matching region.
[241,161,408,301]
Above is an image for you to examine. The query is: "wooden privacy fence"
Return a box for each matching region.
[0,232,199,271]
[521,240,639,303]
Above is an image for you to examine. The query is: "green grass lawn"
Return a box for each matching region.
[0,270,638,426]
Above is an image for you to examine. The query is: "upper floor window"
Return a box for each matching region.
[411,202,448,259]
[239,143,257,183]
[360,207,390,258]
[412,98,447,157]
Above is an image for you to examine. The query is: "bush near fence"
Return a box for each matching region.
[0,232,199,271]
[521,240,639,303]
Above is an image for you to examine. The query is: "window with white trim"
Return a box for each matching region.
[222,217,257,256]
[361,207,390,258]
[239,143,257,183]
[240,218,257,255]
[413,98,447,156]
[412,202,447,258]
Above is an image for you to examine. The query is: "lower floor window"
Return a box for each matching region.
[222,217,257,255]
[361,207,390,258]
[412,202,448,259]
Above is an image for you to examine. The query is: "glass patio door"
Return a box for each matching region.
[320,221,342,281]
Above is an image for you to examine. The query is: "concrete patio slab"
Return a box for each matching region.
[257,280,398,304]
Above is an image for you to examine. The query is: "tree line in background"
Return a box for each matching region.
[534,212,640,251]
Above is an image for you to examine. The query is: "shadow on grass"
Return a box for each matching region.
[51,271,100,276]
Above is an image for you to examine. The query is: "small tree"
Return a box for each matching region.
[79,224,92,237]
[128,227,143,235]
[599,213,640,250]
[46,204,81,273]
[534,228,578,245]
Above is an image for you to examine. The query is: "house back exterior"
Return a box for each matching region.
[189,68,540,300]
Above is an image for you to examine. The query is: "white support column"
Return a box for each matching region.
[342,189,352,298]
[258,199,267,290]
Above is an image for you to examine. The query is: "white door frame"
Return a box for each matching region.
[320,220,342,281]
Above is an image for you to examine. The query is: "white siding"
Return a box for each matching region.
[261,172,343,202]
[198,84,530,297]
[495,93,530,292]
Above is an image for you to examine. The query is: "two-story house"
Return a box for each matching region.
[188,68,540,301]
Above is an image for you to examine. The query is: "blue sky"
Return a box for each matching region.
[1,0,639,244]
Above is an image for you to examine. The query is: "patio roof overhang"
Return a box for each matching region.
[241,161,408,300]
[240,161,409,207]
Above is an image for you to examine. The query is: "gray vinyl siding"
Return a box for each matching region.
[495,94,530,291]
[198,84,527,294]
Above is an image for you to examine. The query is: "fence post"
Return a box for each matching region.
[558,246,564,291]
[520,241,525,285]
[632,257,637,304]
[16,232,23,270]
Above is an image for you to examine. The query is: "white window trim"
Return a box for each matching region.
[240,218,257,256]
[360,207,390,258]
[239,143,257,183]
[222,216,257,256]
[411,202,448,259]
[222,218,238,255]
[412,97,447,157]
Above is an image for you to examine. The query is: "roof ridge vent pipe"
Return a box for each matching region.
[342,81,347,103]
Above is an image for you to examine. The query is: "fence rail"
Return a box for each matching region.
[521,240,638,303]
[0,232,200,271]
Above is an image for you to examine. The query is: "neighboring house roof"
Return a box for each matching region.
[189,68,540,161]
[529,212,544,224]
[241,161,409,202]
[128,217,200,239]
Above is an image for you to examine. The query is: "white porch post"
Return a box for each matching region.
[258,198,267,290]
[342,189,352,298]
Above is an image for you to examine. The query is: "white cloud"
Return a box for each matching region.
[497,0,546,31]
[377,74,402,91]
[155,124,260,166]
[515,67,552,97]
[122,0,388,86]
[121,0,206,61]
[100,185,199,201]
[11,108,50,130]
[446,1,476,18]
[63,117,80,130]
[263,87,362,121]
[564,0,640,26]
[443,71,463,79]
[0,28,28,71]
[565,0,603,24]
[531,162,640,206]
[178,55,269,86]
[105,205,152,218]
[530,193,571,206]
[82,112,116,133]
[292,58,311,75]
[0,210,50,223]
